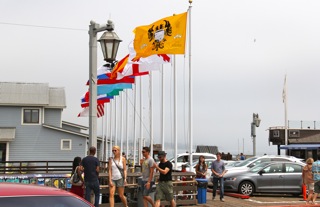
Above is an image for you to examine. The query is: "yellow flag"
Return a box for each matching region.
[133,12,187,58]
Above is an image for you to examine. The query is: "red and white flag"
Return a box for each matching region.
[111,42,171,80]
[78,104,105,118]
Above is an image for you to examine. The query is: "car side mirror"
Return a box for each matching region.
[248,163,255,168]
[259,170,265,175]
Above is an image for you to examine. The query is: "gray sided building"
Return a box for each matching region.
[0,82,102,162]
[269,125,320,161]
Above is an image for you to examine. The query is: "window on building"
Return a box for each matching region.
[23,109,40,124]
[61,139,72,150]
[273,130,280,137]
[289,130,300,137]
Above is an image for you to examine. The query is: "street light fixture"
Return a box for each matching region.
[88,20,121,150]
[98,20,122,64]
[251,113,261,156]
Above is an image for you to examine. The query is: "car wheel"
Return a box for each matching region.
[239,181,254,196]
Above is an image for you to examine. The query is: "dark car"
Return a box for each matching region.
[0,183,94,207]
[223,161,305,196]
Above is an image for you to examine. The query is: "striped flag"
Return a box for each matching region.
[78,104,105,118]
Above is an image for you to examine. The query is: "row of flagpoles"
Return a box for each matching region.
[78,8,192,166]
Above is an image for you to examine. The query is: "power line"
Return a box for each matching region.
[0,22,86,31]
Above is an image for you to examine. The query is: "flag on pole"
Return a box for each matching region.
[282,75,287,103]
[78,104,105,118]
[97,83,132,95]
[110,55,129,79]
[111,42,171,80]
[86,64,135,85]
[133,12,187,58]
[110,54,150,80]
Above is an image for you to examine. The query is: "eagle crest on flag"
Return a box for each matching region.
[147,20,172,51]
[133,12,187,57]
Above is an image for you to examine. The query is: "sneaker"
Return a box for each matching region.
[212,196,216,200]
[220,198,225,202]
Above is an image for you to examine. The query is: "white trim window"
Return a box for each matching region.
[22,108,40,125]
[61,139,72,150]
[273,130,280,137]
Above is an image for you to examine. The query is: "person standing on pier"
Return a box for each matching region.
[153,151,175,207]
[70,156,84,198]
[211,152,227,202]
[303,157,314,204]
[195,155,207,179]
[140,146,155,207]
[82,146,100,207]
[108,145,128,207]
[240,153,246,160]
[312,154,320,204]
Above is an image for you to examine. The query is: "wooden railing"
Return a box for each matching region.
[0,161,109,174]
[0,161,73,174]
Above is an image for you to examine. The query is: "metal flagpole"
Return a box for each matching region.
[161,66,165,151]
[283,74,288,154]
[188,1,193,167]
[150,72,154,158]
[139,76,143,162]
[109,100,113,158]
[133,83,137,166]
[114,96,118,146]
[120,93,123,152]
[102,104,106,161]
[174,54,178,170]
[126,91,129,159]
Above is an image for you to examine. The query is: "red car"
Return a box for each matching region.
[0,183,94,207]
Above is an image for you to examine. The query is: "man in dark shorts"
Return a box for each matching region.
[82,146,100,207]
[153,151,175,207]
[140,146,155,207]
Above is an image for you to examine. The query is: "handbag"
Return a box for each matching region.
[112,158,124,179]
[70,166,83,186]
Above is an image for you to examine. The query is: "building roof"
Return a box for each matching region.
[43,124,103,141]
[62,121,88,130]
[0,82,66,108]
[196,145,219,154]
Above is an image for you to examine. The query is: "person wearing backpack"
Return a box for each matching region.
[70,156,84,197]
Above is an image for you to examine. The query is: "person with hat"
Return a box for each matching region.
[153,151,175,207]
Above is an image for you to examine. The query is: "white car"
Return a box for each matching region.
[225,155,305,175]
[169,152,217,171]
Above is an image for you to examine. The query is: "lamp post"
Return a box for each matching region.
[88,20,121,149]
[251,113,261,156]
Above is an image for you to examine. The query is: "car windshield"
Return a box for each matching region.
[0,196,92,207]
[234,156,258,167]
[249,162,272,173]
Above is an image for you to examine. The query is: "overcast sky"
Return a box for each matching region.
[1,0,320,157]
